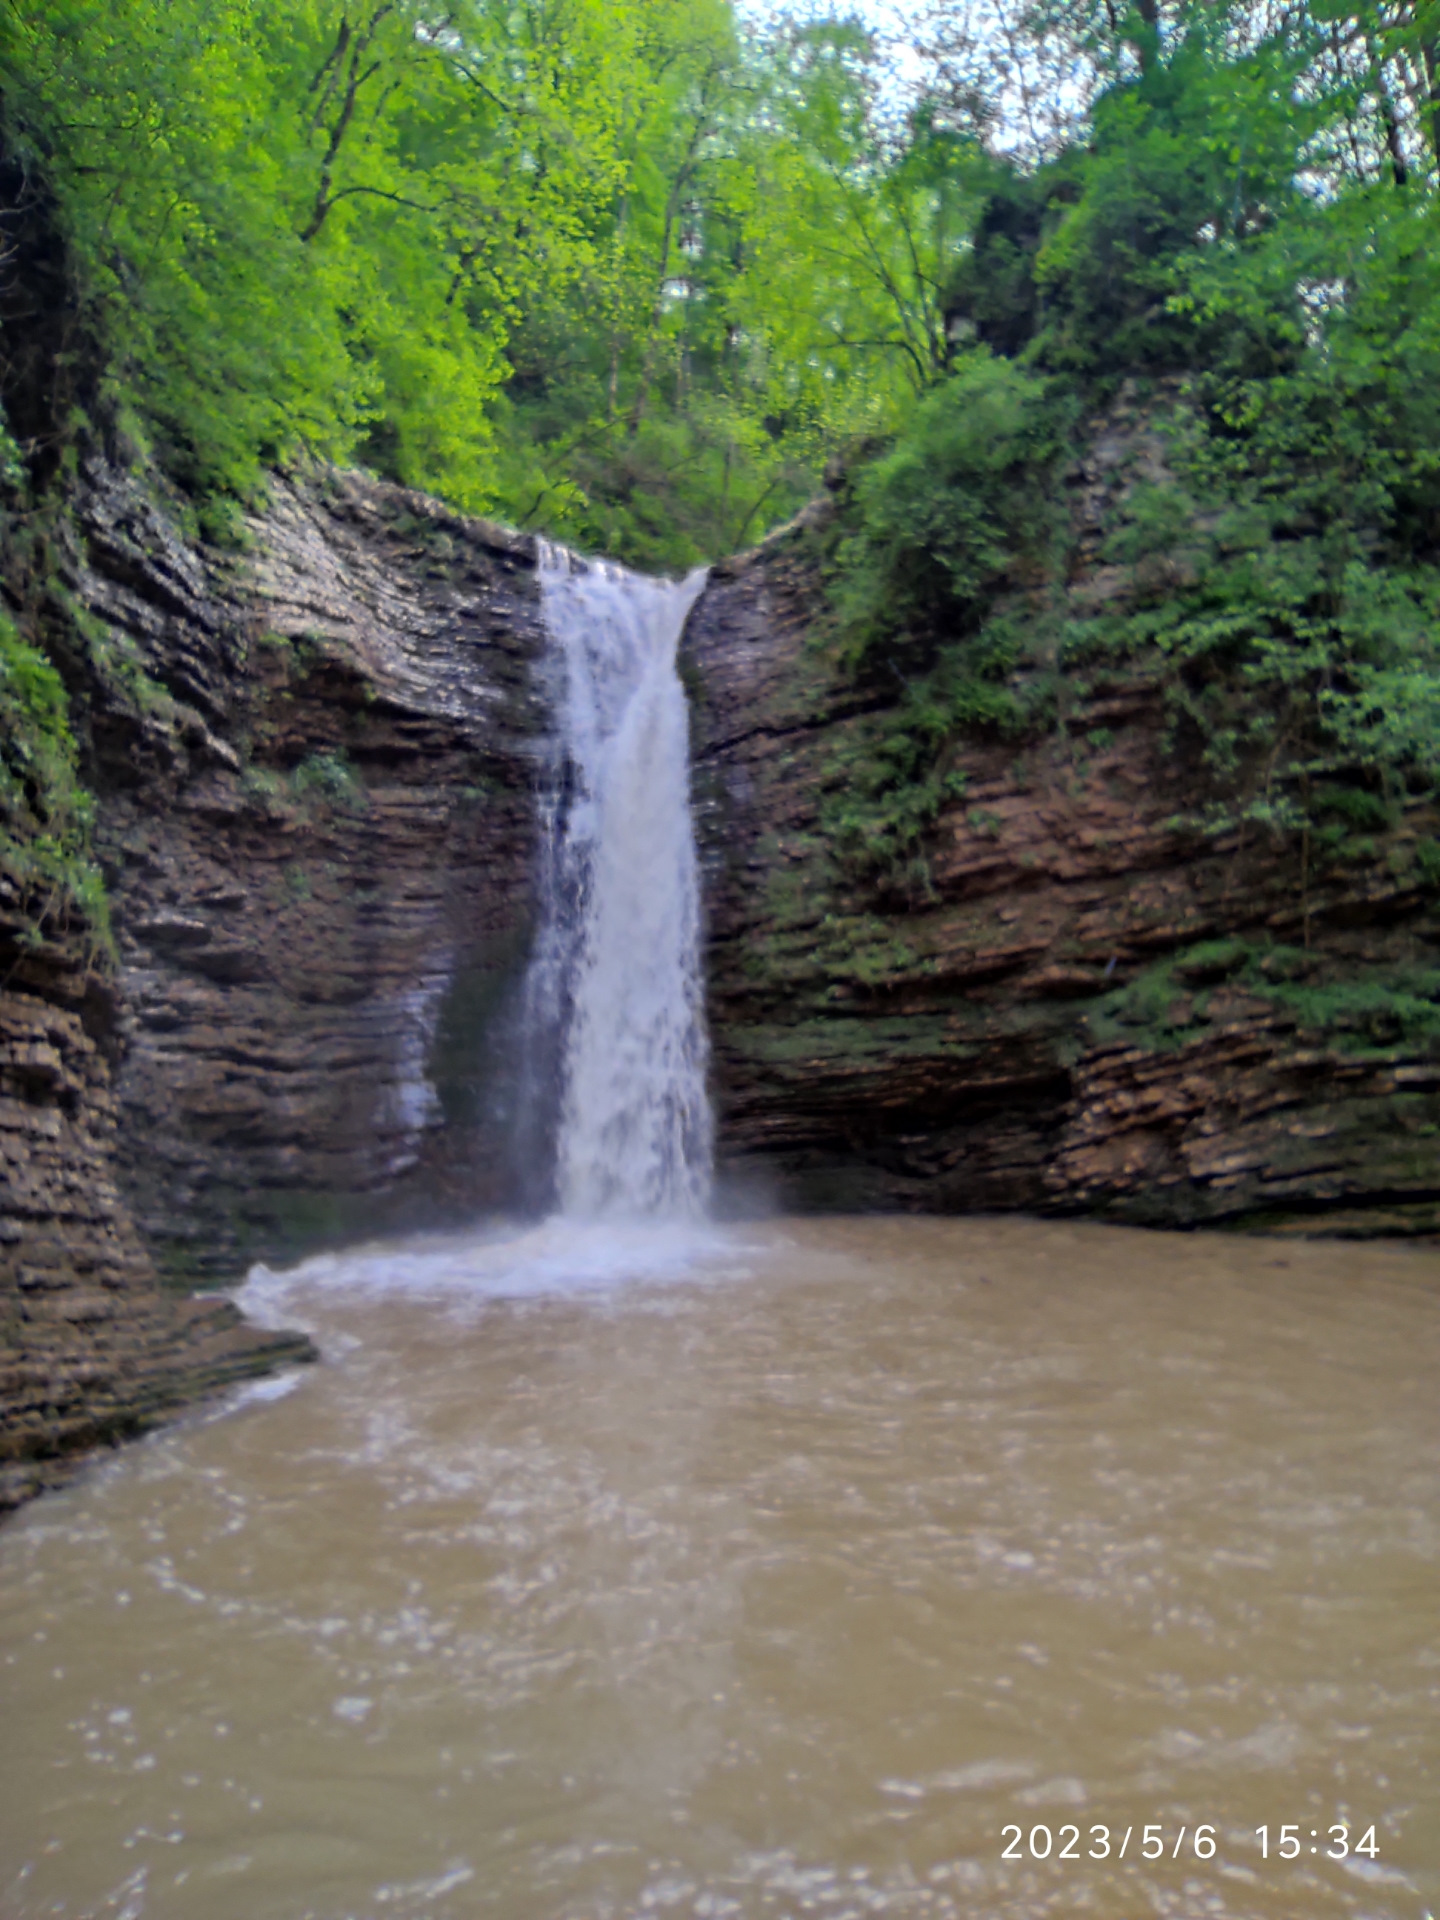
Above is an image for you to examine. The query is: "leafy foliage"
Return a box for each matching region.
[0,610,110,956]
[4,0,1440,941]
[1086,936,1440,1055]
[819,0,1440,877]
[830,355,1075,673]
[289,749,367,811]
[0,0,984,568]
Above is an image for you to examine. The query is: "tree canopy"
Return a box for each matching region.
[3,0,1440,906]
[2,0,952,564]
[3,0,1437,567]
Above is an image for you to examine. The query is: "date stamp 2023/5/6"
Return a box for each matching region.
[1000,1821,1385,1864]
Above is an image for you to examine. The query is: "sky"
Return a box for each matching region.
[737,0,929,100]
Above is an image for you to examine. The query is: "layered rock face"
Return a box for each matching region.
[0,913,312,1513]
[687,500,1440,1231]
[3,460,547,1502]
[78,464,548,1277]
[6,409,1439,1510]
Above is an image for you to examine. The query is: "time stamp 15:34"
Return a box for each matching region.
[999,1821,1384,1863]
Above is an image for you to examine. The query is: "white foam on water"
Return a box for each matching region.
[220,1369,306,1410]
[927,1760,1038,1793]
[374,1860,475,1904]
[235,1216,743,1330]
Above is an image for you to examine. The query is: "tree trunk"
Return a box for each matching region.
[1134,0,1159,72]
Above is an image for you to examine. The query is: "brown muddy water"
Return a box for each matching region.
[1,1216,1437,1920]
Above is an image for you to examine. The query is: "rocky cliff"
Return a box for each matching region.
[687,447,1440,1232]
[0,939,313,1513]
[6,406,1440,1512]
[3,458,548,1505]
[81,464,548,1277]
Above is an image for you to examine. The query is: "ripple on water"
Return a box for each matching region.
[1,1215,1437,1920]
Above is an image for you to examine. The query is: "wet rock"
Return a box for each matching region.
[685,518,1440,1232]
[69,464,550,1279]
[0,965,315,1517]
[3,461,549,1512]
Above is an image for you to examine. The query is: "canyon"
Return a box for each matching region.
[3,419,1439,1506]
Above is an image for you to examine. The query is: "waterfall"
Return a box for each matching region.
[526,543,713,1219]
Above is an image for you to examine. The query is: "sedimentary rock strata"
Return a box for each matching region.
[79,463,548,1276]
[0,912,312,1513]
[2,461,546,1504]
[686,508,1440,1230]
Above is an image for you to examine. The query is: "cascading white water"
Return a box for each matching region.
[531,543,713,1218]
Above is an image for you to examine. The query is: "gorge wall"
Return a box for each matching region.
[685,416,1440,1233]
[81,464,548,1277]
[6,408,1440,1508]
[3,457,547,1504]
[0,898,315,1512]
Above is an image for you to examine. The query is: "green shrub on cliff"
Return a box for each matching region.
[1061,473,1440,823]
[812,355,1078,885]
[818,3,1440,880]
[830,356,1075,679]
[1056,219,1440,831]
[289,750,367,813]
[1087,938,1440,1057]
[0,612,108,955]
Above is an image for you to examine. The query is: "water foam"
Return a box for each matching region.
[235,1217,737,1328]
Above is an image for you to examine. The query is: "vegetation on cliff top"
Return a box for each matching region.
[2,0,1440,941]
[813,3,1440,886]
[0,0,965,566]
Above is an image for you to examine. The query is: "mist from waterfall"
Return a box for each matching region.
[525,543,712,1219]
